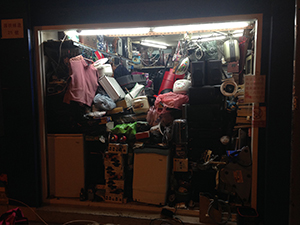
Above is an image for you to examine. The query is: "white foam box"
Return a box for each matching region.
[132,148,170,205]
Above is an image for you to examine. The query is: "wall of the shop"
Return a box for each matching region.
[0,0,295,224]
[0,1,42,207]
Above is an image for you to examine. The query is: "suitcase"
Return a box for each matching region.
[116,73,147,90]
[99,76,126,102]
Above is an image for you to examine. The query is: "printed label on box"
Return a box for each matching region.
[108,143,128,154]
[105,166,124,180]
[173,158,189,172]
[105,193,124,203]
[105,180,124,194]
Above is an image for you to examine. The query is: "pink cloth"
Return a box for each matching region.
[63,55,99,106]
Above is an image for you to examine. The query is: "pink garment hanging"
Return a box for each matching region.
[63,55,99,106]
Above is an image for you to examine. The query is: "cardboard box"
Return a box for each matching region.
[108,143,128,154]
[105,193,124,203]
[199,194,219,223]
[105,179,125,194]
[173,158,189,172]
[104,153,124,180]
[116,99,128,109]
[105,166,124,180]
[104,152,124,167]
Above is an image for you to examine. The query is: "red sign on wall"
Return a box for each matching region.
[1,19,24,39]
[244,75,266,103]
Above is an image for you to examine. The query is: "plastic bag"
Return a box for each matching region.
[84,111,106,119]
[0,207,28,225]
[146,106,160,127]
[93,94,116,111]
[110,122,137,140]
[154,92,189,115]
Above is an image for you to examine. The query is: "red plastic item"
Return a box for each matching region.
[155,92,189,115]
[95,51,104,59]
[135,131,150,140]
[158,69,184,95]
[119,135,127,143]
[110,134,118,142]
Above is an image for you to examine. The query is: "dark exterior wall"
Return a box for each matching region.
[0,1,42,207]
[0,0,295,224]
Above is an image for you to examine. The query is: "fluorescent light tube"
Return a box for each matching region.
[153,21,249,33]
[142,40,169,46]
[192,33,227,42]
[140,41,167,49]
[65,27,150,36]
[64,21,250,38]
[199,35,227,42]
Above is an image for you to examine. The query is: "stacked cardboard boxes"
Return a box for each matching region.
[104,143,128,203]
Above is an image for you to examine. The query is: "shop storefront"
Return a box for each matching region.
[0,1,295,224]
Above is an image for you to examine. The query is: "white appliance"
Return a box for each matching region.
[223,39,240,62]
[99,76,126,102]
[132,96,150,114]
[47,134,85,198]
[173,79,191,94]
[132,148,170,205]
[93,58,113,77]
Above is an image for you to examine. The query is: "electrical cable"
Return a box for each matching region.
[7,198,49,225]
[220,79,238,97]
[140,52,161,66]
[149,217,185,225]
[193,42,204,60]
[7,198,100,225]
[62,220,99,225]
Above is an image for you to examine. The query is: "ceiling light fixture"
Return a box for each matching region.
[64,21,251,38]
[192,33,227,42]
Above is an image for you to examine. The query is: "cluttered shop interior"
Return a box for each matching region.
[35,15,262,224]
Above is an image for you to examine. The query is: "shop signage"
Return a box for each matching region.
[252,105,266,127]
[1,19,24,39]
[244,75,266,103]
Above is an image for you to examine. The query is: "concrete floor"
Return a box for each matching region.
[0,198,238,225]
